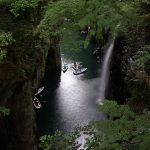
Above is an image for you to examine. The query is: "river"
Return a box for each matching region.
[36,33,112,136]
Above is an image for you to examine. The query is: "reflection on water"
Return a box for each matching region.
[36,34,109,136]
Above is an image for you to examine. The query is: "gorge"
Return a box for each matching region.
[1,0,150,149]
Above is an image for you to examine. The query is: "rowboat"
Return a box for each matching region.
[73,68,87,75]
[35,87,44,96]
[62,63,68,73]
[33,97,42,109]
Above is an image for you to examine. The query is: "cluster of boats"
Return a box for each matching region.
[33,63,87,109]
[33,87,44,109]
[62,62,87,75]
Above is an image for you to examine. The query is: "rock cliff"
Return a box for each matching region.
[0,38,61,150]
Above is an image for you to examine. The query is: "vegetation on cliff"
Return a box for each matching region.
[125,45,150,111]
[0,1,55,149]
[0,0,48,122]
[0,0,50,109]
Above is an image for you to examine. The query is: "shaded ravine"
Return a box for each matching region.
[36,35,115,142]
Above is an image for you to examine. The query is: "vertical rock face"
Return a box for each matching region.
[0,42,61,150]
[110,36,126,104]
[95,35,126,103]
[0,82,37,150]
[46,37,62,73]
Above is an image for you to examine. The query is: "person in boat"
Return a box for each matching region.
[34,99,38,106]
[35,89,42,97]
[35,101,39,107]
[35,99,41,107]
[35,89,38,95]
[34,98,38,103]
[74,62,77,69]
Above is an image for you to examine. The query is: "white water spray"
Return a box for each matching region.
[98,40,115,103]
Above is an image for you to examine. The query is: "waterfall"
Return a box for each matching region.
[98,40,115,102]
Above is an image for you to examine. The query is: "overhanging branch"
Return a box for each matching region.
[112,3,150,20]
[135,13,150,20]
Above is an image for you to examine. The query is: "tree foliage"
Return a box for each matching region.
[128,45,150,74]
[39,100,150,150]
[0,0,150,54]
[35,0,150,50]
[35,0,121,48]
[0,0,49,80]
[88,100,150,150]
[125,45,150,108]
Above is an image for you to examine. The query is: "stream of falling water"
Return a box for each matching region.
[76,40,115,149]
[98,40,115,102]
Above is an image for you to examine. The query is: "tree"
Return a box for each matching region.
[86,100,150,150]
[39,100,150,150]
[0,0,49,81]
[35,0,150,50]
[125,45,150,110]
[0,0,47,63]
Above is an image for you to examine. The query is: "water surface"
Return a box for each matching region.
[36,34,109,136]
